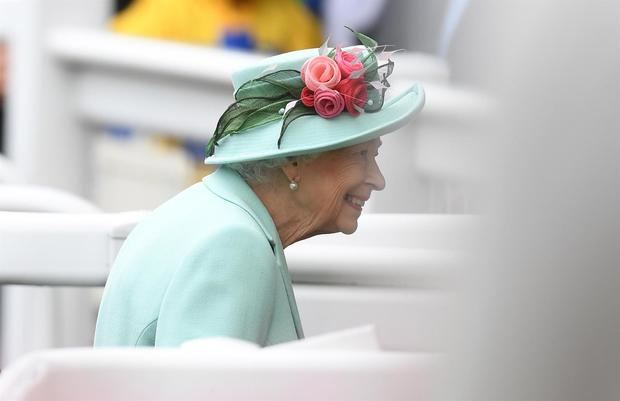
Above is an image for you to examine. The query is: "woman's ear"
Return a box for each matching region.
[280,158,300,183]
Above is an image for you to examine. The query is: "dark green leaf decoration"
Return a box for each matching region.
[206,95,294,157]
[237,98,291,131]
[361,51,379,82]
[366,60,395,82]
[235,70,304,101]
[207,69,306,157]
[363,59,395,112]
[364,85,386,113]
[216,97,274,135]
[278,102,317,148]
[345,26,377,49]
[342,26,382,84]
[381,59,395,80]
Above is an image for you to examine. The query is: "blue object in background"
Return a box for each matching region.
[221,29,255,51]
[304,0,322,17]
[105,125,133,140]
[183,139,209,162]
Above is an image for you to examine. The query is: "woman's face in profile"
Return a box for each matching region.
[296,138,385,235]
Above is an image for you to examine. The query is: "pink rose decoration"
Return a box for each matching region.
[336,77,368,116]
[300,87,315,107]
[314,87,345,119]
[335,48,364,78]
[300,56,341,92]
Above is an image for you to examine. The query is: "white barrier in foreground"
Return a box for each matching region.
[0,327,436,401]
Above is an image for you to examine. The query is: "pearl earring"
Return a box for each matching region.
[289,180,299,191]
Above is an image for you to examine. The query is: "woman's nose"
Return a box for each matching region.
[367,159,386,191]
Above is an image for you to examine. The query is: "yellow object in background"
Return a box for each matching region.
[111,0,323,52]
[109,0,323,187]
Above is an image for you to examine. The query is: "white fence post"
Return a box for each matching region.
[6,0,111,194]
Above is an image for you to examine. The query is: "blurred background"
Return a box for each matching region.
[1,1,619,400]
[1,0,482,215]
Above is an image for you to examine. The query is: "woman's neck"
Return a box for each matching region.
[249,176,317,249]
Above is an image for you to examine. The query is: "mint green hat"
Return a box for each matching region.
[204,32,425,165]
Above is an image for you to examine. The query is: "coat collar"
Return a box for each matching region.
[202,166,304,340]
[202,166,277,250]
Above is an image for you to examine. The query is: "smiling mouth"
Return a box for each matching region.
[344,194,366,210]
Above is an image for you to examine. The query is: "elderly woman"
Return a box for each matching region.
[94,31,424,347]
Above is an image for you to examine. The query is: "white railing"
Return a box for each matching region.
[48,28,262,140]
[0,210,474,355]
[0,212,471,287]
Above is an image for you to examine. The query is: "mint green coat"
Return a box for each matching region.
[94,167,304,347]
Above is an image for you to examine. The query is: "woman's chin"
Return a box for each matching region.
[339,220,359,235]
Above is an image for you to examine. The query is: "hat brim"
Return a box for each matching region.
[204,82,425,165]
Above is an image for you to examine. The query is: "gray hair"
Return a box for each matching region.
[227,153,321,183]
